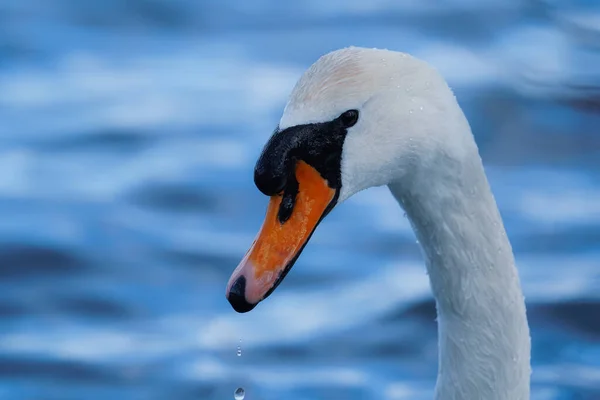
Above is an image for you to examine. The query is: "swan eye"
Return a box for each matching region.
[339,109,359,128]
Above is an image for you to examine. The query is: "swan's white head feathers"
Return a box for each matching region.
[280,46,474,202]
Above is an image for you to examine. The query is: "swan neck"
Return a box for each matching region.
[388,155,531,400]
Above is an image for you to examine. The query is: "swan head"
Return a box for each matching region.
[226,46,472,313]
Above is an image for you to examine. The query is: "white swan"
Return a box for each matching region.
[226,47,531,399]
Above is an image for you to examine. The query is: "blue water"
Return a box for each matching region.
[1,1,599,399]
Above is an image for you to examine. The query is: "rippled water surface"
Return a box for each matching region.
[1,1,599,399]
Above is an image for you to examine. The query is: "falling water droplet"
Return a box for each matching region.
[416,240,420,245]
[237,346,242,356]
[234,387,245,400]
[419,106,424,111]
[409,109,414,114]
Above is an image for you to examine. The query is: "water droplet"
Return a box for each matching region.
[419,106,424,111]
[416,240,420,244]
[234,387,245,400]
[409,109,413,114]
[237,346,242,356]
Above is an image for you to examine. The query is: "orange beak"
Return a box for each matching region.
[226,160,336,312]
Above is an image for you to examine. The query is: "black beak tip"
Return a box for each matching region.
[226,275,257,313]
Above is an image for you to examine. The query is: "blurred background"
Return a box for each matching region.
[0,0,599,399]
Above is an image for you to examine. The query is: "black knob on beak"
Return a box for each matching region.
[254,128,297,196]
[254,164,287,196]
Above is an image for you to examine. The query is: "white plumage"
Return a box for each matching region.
[281,47,531,400]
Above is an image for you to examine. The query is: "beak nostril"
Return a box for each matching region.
[277,173,299,224]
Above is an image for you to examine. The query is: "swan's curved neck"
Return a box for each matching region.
[388,151,531,400]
